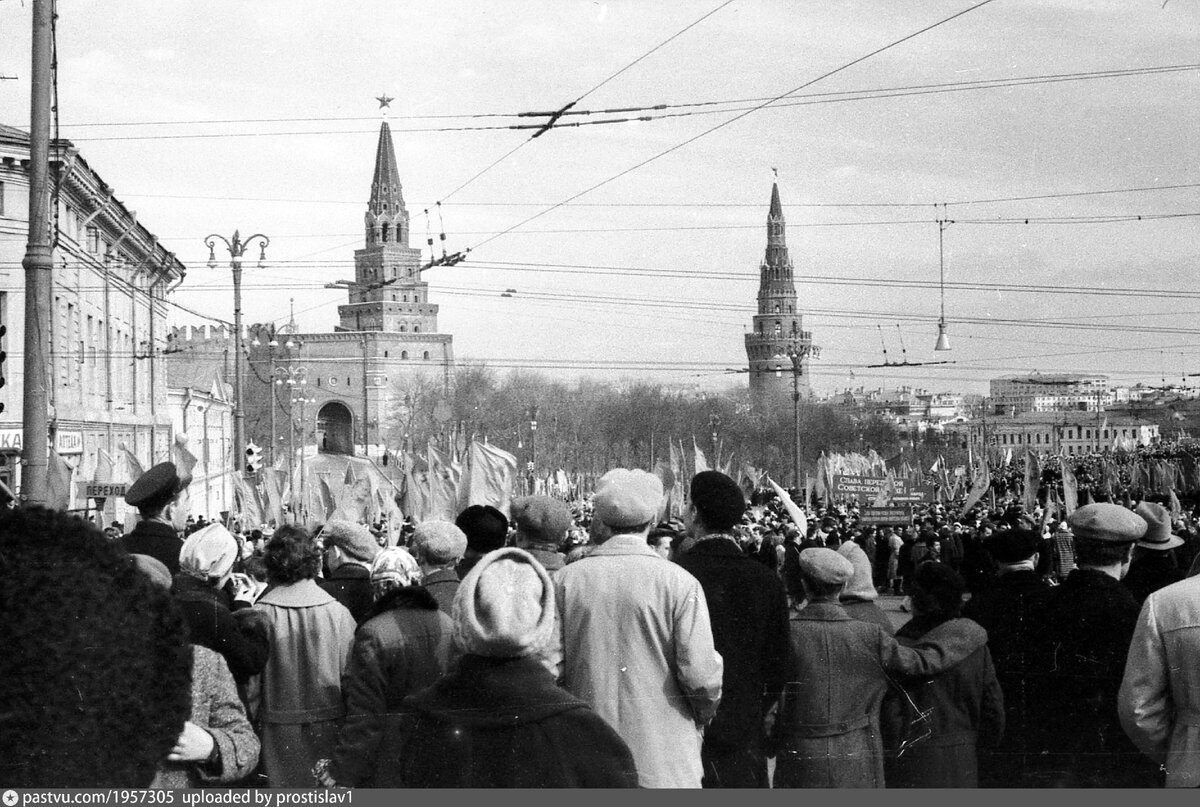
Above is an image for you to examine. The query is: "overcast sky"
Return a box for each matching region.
[2,0,1198,396]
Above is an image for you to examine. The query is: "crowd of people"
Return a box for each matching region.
[3,456,1200,789]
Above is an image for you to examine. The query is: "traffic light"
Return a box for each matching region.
[245,442,263,475]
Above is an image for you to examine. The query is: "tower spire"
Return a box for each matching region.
[365,121,409,247]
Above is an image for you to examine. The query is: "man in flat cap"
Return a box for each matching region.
[772,548,989,788]
[122,461,193,576]
[675,471,789,787]
[410,521,468,614]
[1019,502,1158,787]
[319,520,381,624]
[510,495,572,572]
[962,527,1049,787]
[554,468,723,788]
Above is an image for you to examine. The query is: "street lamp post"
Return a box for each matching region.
[205,230,269,478]
[276,364,308,494]
[775,341,820,491]
[528,405,539,494]
[709,413,721,468]
[291,392,315,522]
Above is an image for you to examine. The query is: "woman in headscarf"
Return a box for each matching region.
[317,546,455,788]
[252,526,357,787]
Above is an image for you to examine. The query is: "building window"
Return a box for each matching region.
[401,351,408,360]
[423,351,430,360]
[414,326,420,333]
[86,226,100,253]
[384,350,388,358]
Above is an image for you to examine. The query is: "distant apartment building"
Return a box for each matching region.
[972,411,1158,456]
[989,373,1111,414]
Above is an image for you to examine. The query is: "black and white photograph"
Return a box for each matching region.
[1,0,1199,791]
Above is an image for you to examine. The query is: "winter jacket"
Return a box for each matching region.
[151,646,260,788]
[1119,575,1200,787]
[555,533,723,788]
[881,616,1004,788]
[394,655,638,788]
[122,520,183,577]
[172,574,269,686]
[675,536,790,754]
[1019,568,1159,787]
[329,588,454,787]
[319,563,375,625]
[772,603,988,789]
[253,579,357,787]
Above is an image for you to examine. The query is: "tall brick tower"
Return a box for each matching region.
[338,121,439,334]
[745,181,816,407]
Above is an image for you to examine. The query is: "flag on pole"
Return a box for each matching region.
[1059,458,1079,516]
[95,448,115,482]
[960,462,992,514]
[427,444,460,521]
[332,477,373,523]
[47,450,74,511]
[121,443,145,480]
[692,437,709,475]
[1023,450,1040,514]
[232,474,263,528]
[767,476,807,536]
[459,440,518,514]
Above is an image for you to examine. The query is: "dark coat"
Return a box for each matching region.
[1122,550,1184,606]
[675,536,790,755]
[171,574,269,686]
[421,568,460,615]
[395,655,639,788]
[329,587,454,788]
[960,568,1047,787]
[881,616,1004,788]
[1019,568,1159,787]
[319,563,375,625]
[121,520,183,577]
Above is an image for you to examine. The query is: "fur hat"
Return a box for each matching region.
[511,496,573,547]
[593,468,663,529]
[322,519,381,563]
[690,471,745,531]
[179,523,239,581]
[455,505,510,554]
[837,541,878,601]
[452,547,555,658]
[412,520,468,565]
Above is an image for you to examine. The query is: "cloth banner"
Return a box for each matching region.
[331,477,372,523]
[692,437,709,475]
[427,444,461,521]
[1059,458,1079,516]
[122,443,145,480]
[459,440,518,514]
[47,449,74,511]
[767,476,807,536]
[961,462,991,514]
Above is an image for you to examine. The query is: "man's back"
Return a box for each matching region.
[555,534,723,788]
[1020,568,1155,787]
[676,537,789,753]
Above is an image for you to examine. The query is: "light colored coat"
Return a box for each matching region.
[253,578,357,788]
[1119,574,1200,788]
[554,534,724,788]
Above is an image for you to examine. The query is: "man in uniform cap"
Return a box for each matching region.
[675,471,789,787]
[1018,502,1158,787]
[963,528,1049,787]
[772,548,989,788]
[122,461,193,576]
[554,468,723,788]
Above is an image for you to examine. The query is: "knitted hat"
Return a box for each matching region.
[322,519,381,563]
[837,541,878,601]
[413,520,469,565]
[179,523,239,581]
[510,495,573,547]
[690,471,745,531]
[1134,502,1185,551]
[452,547,555,658]
[370,546,423,600]
[455,505,509,554]
[593,468,663,529]
[798,547,854,586]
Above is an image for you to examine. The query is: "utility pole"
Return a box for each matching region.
[20,0,54,505]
